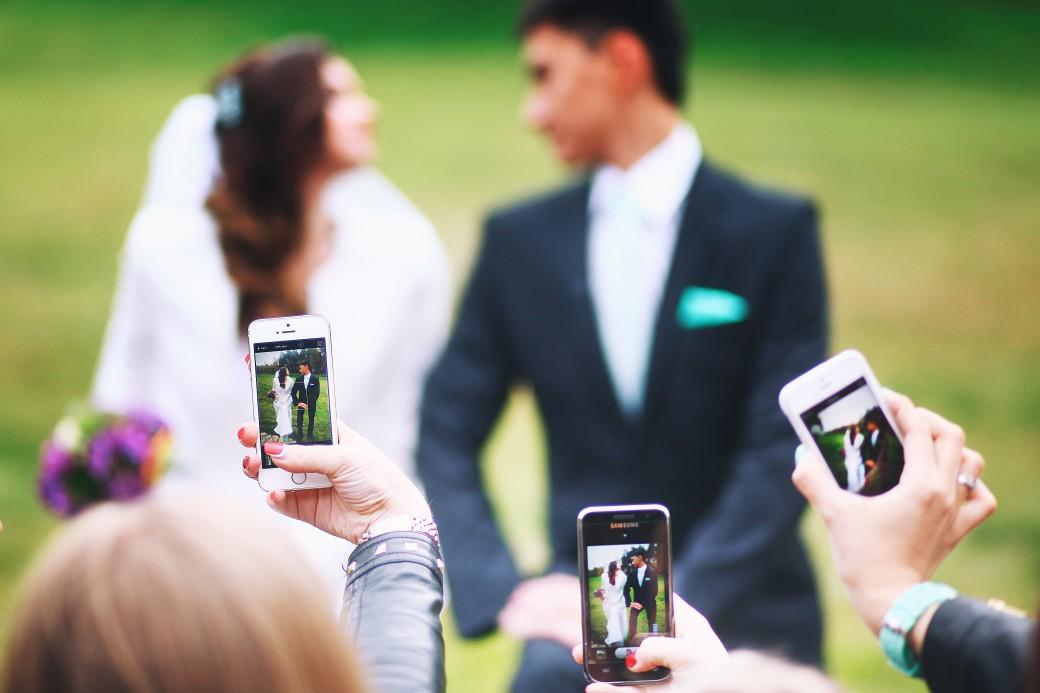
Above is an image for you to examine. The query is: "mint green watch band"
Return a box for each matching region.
[880,581,957,677]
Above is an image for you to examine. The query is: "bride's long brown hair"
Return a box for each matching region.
[206,40,331,333]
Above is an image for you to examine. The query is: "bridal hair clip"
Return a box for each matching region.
[215,78,244,128]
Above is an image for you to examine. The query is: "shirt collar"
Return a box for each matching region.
[588,121,703,227]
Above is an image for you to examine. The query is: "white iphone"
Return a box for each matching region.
[778,349,905,496]
[247,315,337,491]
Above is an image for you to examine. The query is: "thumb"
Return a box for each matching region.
[264,441,344,477]
[791,444,842,516]
[628,636,697,672]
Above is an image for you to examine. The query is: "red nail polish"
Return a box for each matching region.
[625,652,637,669]
[237,426,246,440]
[264,441,285,456]
[242,456,250,469]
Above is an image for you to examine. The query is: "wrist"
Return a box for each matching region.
[879,582,957,677]
[362,512,438,545]
[846,572,922,635]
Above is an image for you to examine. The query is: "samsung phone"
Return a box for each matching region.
[577,504,673,686]
[778,349,905,496]
[247,315,337,491]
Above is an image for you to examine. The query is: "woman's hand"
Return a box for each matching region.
[791,390,997,637]
[238,420,429,543]
[570,595,727,692]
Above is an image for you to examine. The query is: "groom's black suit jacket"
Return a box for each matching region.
[624,566,659,609]
[418,161,828,663]
[291,374,320,409]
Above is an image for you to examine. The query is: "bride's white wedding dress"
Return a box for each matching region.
[601,571,627,646]
[92,94,451,608]
[843,427,866,493]
[272,376,295,438]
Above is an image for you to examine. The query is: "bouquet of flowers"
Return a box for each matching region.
[39,405,171,517]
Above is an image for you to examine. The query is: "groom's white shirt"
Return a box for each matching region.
[92,95,452,609]
[637,564,647,586]
[588,122,702,414]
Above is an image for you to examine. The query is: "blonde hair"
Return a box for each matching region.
[2,494,365,693]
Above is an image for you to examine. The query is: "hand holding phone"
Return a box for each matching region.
[237,420,430,543]
[248,315,337,491]
[571,593,726,692]
[578,505,674,685]
[790,389,995,636]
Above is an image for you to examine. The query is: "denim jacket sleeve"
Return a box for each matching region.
[340,531,446,693]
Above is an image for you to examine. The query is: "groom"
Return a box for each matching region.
[291,361,320,441]
[418,0,828,689]
[624,549,658,643]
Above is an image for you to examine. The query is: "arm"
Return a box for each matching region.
[416,219,520,637]
[673,203,827,628]
[341,532,445,693]
[919,597,1035,693]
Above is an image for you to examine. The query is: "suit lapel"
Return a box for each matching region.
[641,163,719,427]
[556,181,636,433]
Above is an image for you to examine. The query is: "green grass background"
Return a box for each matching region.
[587,576,668,646]
[1,1,1038,691]
[254,374,331,444]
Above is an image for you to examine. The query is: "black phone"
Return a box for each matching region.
[577,504,673,685]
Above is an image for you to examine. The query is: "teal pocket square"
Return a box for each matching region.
[676,287,748,329]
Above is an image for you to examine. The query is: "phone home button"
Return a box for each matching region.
[290,472,307,485]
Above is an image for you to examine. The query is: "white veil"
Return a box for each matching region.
[141,94,221,209]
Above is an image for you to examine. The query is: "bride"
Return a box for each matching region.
[600,561,627,647]
[843,424,866,493]
[91,38,451,607]
[272,367,295,441]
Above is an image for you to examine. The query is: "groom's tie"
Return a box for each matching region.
[593,185,654,416]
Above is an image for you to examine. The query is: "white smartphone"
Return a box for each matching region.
[778,349,905,496]
[247,315,337,491]
[577,505,674,686]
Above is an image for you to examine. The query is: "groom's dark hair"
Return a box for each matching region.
[631,548,647,560]
[516,0,690,105]
[299,361,311,369]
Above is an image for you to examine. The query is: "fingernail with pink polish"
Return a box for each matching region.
[264,442,285,458]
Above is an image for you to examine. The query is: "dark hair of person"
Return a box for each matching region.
[608,561,618,586]
[277,366,288,388]
[849,425,858,444]
[631,548,647,560]
[516,0,690,105]
[206,39,332,333]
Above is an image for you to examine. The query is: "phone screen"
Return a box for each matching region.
[252,337,332,468]
[799,376,904,495]
[580,508,672,684]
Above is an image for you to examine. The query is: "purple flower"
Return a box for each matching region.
[126,409,165,436]
[87,429,118,479]
[39,404,170,518]
[113,425,151,465]
[40,442,74,476]
[38,477,73,517]
[109,472,145,501]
